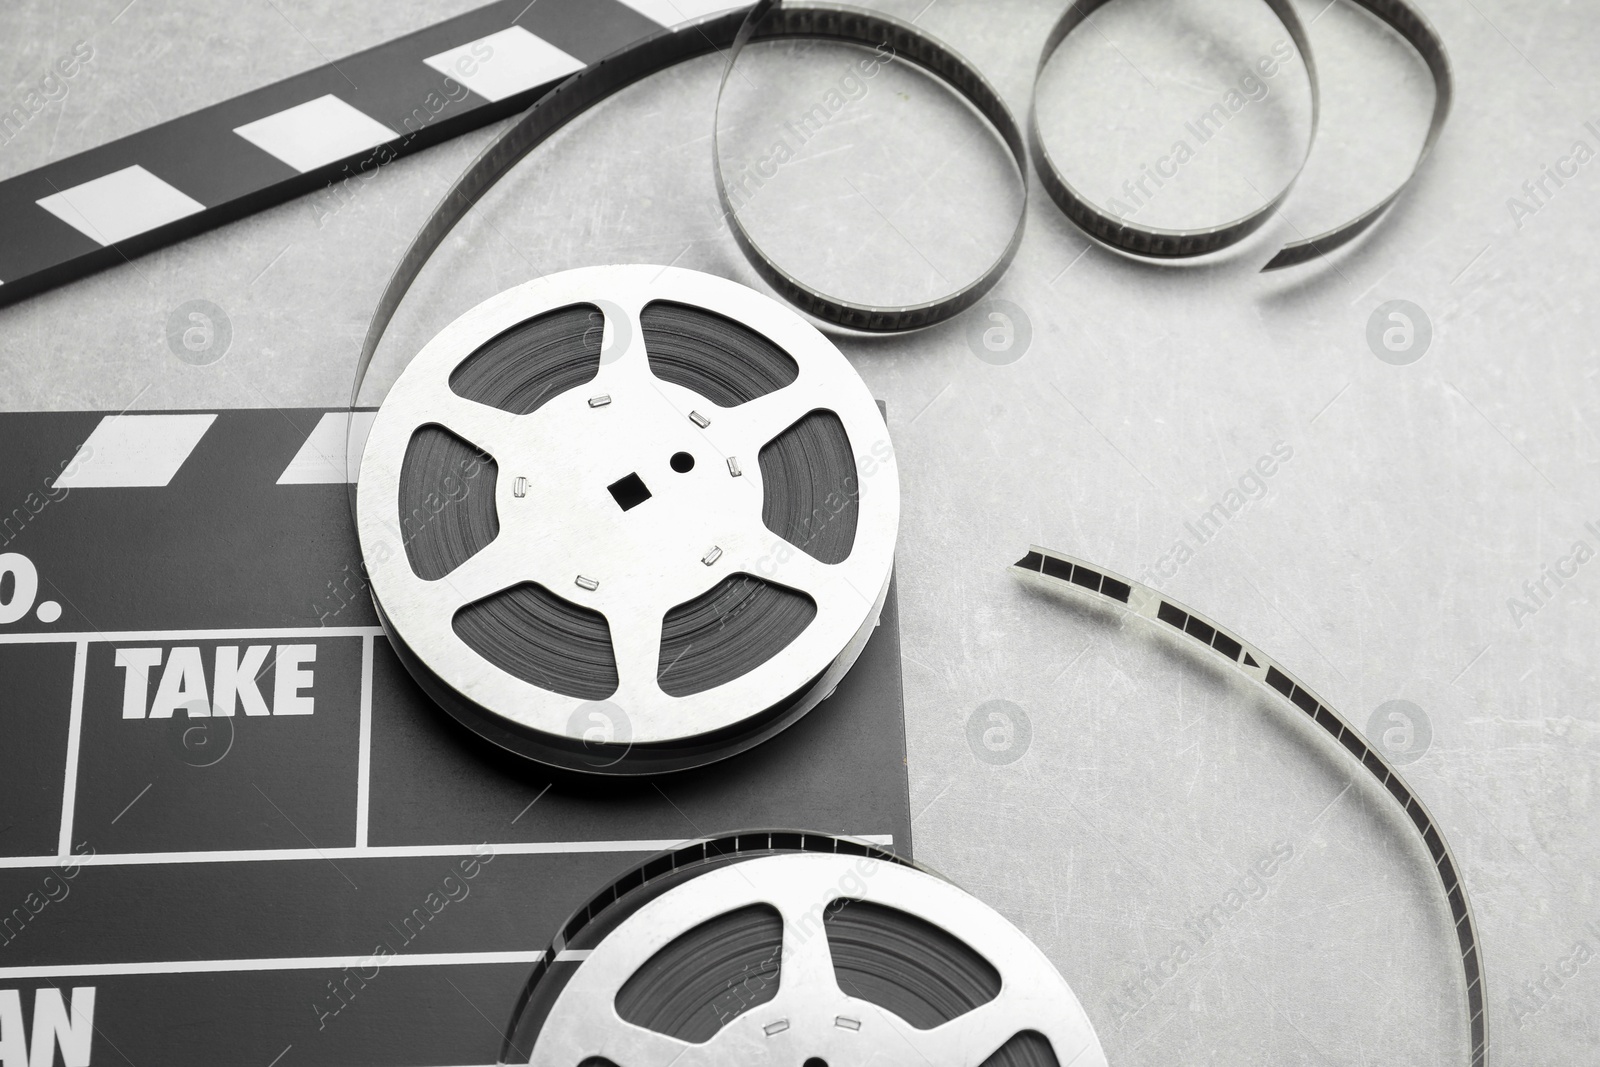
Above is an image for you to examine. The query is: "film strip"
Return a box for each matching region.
[347,0,1034,379]
[713,2,1029,331]
[1030,0,1453,269]
[501,830,1107,1066]
[1012,545,1486,1067]
[2,0,1452,314]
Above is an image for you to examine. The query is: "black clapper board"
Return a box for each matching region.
[0,407,910,1067]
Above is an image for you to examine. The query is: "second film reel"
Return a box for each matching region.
[503,832,1107,1066]
[356,265,899,775]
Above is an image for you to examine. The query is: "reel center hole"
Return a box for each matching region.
[607,472,652,511]
[670,451,695,473]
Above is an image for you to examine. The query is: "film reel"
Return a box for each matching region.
[355,265,898,776]
[502,832,1106,1067]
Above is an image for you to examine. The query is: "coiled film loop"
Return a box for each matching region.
[348,0,1457,459]
[1030,0,1319,262]
[714,1,1030,333]
[1262,0,1453,270]
[1031,0,1451,270]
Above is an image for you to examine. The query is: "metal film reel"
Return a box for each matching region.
[503,832,1106,1067]
[356,265,898,776]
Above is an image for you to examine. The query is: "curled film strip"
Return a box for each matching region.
[354,265,899,775]
[712,3,1029,332]
[1012,545,1486,1067]
[1030,0,1453,269]
[500,830,1107,1066]
[345,1,1034,363]
[348,0,1454,362]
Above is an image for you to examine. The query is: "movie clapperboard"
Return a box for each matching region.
[0,407,910,1067]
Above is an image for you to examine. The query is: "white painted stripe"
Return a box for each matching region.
[53,412,216,488]
[37,165,205,245]
[233,95,396,173]
[0,835,894,870]
[56,640,88,858]
[616,0,746,26]
[355,633,374,849]
[0,625,385,645]
[0,950,546,981]
[553,949,592,962]
[276,410,375,484]
[423,26,584,104]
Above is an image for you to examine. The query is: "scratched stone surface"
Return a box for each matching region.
[1,0,1596,1064]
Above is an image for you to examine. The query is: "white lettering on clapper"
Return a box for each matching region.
[115,645,316,717]
[0,987,95,1067]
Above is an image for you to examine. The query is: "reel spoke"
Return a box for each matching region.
[608,593,670,703]
[413,533,526,615]
[900,1000,1020,1067]
[719,512,841,605]
[714,378,835,460]
[419,390,523,466]
[594,298,652,381]
[773,901,843,1007]
[595,1021,701,1067]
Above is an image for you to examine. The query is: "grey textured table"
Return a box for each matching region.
[2,0,1595,1064]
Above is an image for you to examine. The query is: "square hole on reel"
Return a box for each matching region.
[608,472,652,511]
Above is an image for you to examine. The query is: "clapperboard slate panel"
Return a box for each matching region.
[0,0,698,306]
[0,408,911,1067]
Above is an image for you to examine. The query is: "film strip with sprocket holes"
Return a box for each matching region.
[1013,545,1486,1067]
